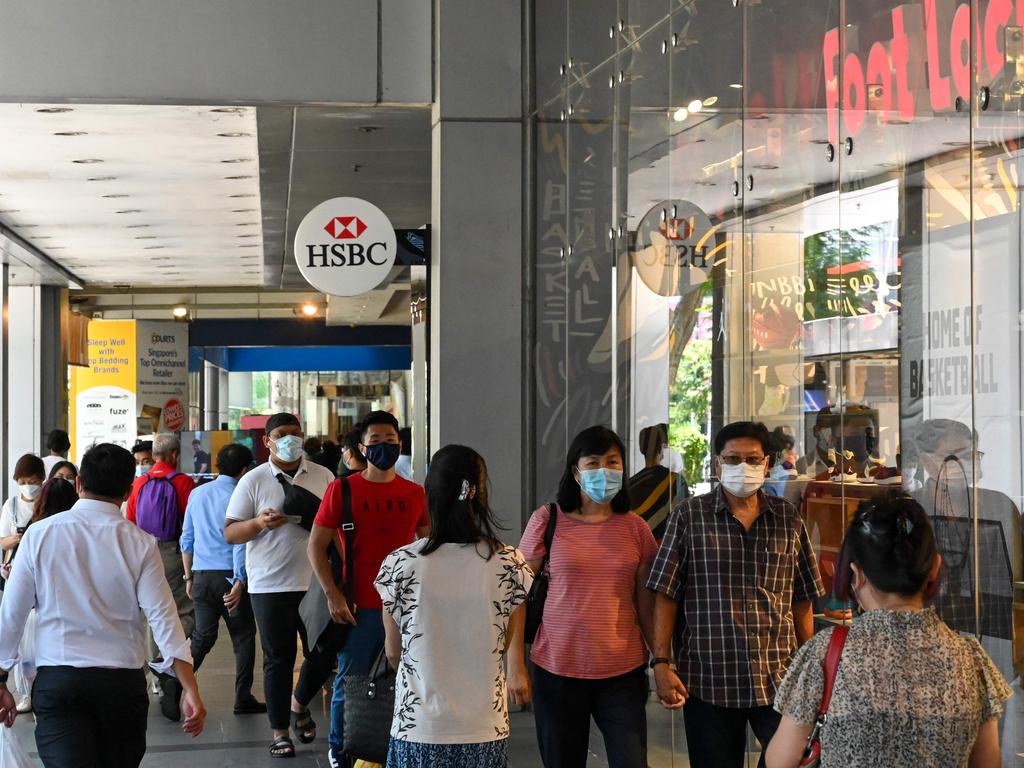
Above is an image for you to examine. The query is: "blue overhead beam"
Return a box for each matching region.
[223,345,411,373]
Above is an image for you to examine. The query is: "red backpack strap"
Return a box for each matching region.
[817,625,849,716]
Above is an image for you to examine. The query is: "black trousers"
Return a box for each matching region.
[33,666,148,768]
[190,569,257,704]
[681,696,781,768]
[250,590,336,730]
[531,663,648,768]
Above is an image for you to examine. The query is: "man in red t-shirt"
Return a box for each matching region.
[124,432,196,721]
[308,412,428,767]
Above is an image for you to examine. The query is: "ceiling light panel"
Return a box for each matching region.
[0,104,264,287]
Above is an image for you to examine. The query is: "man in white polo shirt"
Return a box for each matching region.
[225,412,336,759]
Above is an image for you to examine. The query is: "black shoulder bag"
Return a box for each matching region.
[299,477,356,655]
[524,503,557,644]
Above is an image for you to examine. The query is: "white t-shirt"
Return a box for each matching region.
[41,456,64,478]
[0,497,34,538]
[224,458,334,594]
[375,541,533,744]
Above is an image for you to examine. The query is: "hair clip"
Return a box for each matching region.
[458,480,471,502]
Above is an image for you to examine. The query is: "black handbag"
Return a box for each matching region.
[342,649,396,764]
[299,477,356,655]
[524,503,557,644]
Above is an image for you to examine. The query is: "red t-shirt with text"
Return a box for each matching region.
[313,474,428,610]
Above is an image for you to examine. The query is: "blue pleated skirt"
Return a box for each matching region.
[385,738,509,768]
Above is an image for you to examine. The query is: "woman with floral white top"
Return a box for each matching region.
[375,444,533,768]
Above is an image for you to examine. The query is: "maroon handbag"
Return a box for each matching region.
[799,625,849,767]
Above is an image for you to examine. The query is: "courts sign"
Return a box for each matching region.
[294,197,397,296]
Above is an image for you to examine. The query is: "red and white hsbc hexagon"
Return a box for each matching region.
[294,197,397,297]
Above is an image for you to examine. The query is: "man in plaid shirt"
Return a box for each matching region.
[647,421,824,768]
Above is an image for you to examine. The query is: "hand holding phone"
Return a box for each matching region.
[257,509,288,531]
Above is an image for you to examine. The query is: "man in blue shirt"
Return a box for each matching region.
[181,443,265,715]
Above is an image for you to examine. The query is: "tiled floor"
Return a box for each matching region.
[6,633,1024,766]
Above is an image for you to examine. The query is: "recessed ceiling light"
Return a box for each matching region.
[126,224,151,229]
[0,209,21,213]
[672,108,688,123]
[729,83,743,89]
[237,234,259,238]
[101,193,130,199]
[54,131,88,137]
[217,132,251,138]
[687,99,703,113]
[220,158,250,164]
[235,222,256,227]
[210,107,246,114]
[15,224,40,228]
[231,209,257,213]
[358,126,382,134]
[86,176,117,182]
[143,245,166,250]
[115,209,142,214]
[172,306,189,318]
[229,193,257,198]
[72,158,104,164]
[37,107,73,114]
[300,303,318,317]
[224,175,254,180]
[134,235,157,240]
[238,244,260,248]
[753,164,779,170]
[702,96,718,107]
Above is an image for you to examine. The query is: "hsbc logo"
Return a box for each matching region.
[294,197,398,297]
[324,216,367,240]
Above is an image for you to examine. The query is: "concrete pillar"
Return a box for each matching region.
[39,287,67,438]
[431,1,524,536]
[202,361,220,431]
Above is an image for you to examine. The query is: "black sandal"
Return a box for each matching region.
[269,735,295,758]
[290,709,316,744]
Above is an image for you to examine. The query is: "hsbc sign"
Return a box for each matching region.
[294,197,397,297]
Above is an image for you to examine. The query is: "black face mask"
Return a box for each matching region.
[364,443,401,471]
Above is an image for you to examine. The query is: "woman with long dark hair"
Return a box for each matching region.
[375,444,533,768]
[767,491,1011,767]
[520,425,658,768]
[32,475,79,524]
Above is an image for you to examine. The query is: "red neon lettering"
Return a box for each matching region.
[924,0,952,110]
[985,0,1012,79]
[866,42,894,116]
[823,27,841,144]
[950,2,971,101]
[844,53,867,136]
[890,7,915,120]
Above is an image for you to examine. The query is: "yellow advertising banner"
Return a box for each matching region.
[69,320,137,462]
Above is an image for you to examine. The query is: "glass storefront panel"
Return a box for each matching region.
[531,0,1024,763]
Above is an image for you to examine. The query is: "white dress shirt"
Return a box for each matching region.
[0,498,191,674]
[224,457,334,594]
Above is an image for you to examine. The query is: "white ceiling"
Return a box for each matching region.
[0,103,264,287]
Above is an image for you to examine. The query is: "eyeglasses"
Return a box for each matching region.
[719,455,767,467]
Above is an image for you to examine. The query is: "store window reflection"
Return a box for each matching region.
[533,0,1024,763]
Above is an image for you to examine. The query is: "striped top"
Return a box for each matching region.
[520,504,658,679]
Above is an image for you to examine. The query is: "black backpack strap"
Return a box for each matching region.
[540,502,557,573]
[339,476,356,600]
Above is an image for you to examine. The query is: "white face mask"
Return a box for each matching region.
[135,463,154,478]
[20,484,41,501]
[719,462,765,498]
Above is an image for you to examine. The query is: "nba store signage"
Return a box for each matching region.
[294,197,397,296]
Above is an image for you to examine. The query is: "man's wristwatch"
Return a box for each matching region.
[183,574,193,583]
[649,657,676,670]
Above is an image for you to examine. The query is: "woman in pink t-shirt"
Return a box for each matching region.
[520,426,658,768]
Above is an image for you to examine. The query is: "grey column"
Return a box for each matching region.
[431,1,525,537]
[39,287,66,438]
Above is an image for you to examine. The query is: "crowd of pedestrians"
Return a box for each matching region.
[0,419,1010,768]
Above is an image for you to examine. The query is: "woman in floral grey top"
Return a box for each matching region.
[766,491,1011,768]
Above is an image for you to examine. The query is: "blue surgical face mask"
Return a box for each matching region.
[272,435,304,463]
[364,442,401,471]
[577,468,623,505]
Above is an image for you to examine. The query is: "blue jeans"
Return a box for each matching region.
[329,608,385,752]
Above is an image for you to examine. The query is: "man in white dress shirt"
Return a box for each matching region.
[0,443,206,767]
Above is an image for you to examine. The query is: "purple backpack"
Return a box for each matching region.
[136,472,181,542]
